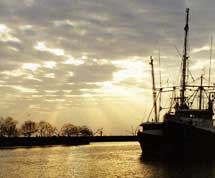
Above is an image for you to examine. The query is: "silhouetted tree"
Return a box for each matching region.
[79,126,93,136]
[21,120,37,137]
[61,124,78,136]
[0,117,5,137]
[0,117,18,137]
[37,121,56,137]
[0,117,93,138]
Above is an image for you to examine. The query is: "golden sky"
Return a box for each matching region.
[0,0,214,134]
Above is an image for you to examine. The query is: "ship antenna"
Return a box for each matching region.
[158,48,162,88]
[199,74,203,110]
[158,48,162,120]
[150,56,158,122]
[208,36,213,85]
[180,8,189,109]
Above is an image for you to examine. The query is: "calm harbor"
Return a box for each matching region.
[0,142,214,178]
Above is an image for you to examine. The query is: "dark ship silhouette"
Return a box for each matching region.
[138,8,215,160]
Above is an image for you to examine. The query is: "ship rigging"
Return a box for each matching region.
[147,8,215,123]
[138,8,215,160]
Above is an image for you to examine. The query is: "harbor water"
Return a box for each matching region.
[0,142,214,178]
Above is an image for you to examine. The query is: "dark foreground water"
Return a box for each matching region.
[0,142,215,178]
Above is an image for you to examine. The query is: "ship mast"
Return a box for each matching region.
[150,56,158,122]
[199,75,203,110]
[180,8,189,109]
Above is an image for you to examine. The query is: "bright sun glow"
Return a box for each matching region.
[63,56,85,65]
[44,73,55,78]
[34,41,65,56]
[1,69,25,77]
[22,63,41,71]
[112,60,145,82]
[8,85,38,93]
[92,81,135,97]
[191,45,211,53]
[0,24,20,43]
[43,61,57,68]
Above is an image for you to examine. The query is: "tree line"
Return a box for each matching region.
[0,117,93,137]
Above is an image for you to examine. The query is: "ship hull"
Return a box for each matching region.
[138,121,215,160]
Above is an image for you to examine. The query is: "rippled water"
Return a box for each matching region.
[0,142,215,178]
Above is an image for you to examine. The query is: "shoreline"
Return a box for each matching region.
[0,136,138,149]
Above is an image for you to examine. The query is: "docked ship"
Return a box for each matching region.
[138,8,215,160]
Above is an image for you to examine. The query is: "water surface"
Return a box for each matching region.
[0,142,214,178]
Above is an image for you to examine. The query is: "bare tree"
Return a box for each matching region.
[0,117,5,137]
[37,121,56,137]
[0,117,18,137]
[79,126,93,136]
[21,120,37,137]
[61,124,78,136]
[0,118,93,138]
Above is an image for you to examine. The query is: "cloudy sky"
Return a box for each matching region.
[0,0,214,134]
